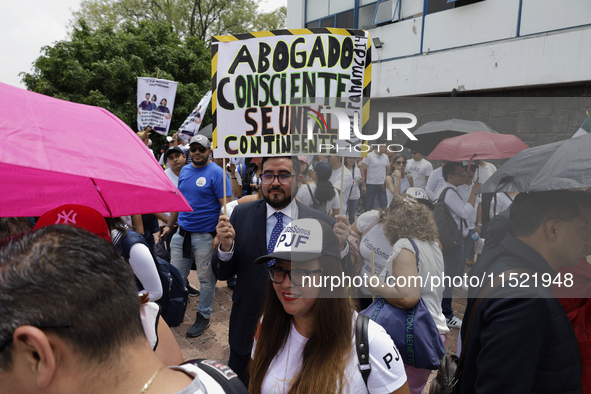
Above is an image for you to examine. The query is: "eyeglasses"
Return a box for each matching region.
[454,172,466,177]
[395,161,407,165]
[266,266,323,286]
[189,145,208,153]
[0,322,72,352]
[260,174,296,184]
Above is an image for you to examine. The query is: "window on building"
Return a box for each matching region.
[321,16,336,27]
[427,0,454,14]
[304,0,485,29]
[330,0,355,14]
[307,0,329,22]
[373,0,395,25]
[336,9,355,28]
[358,3,378,30]
[428,0,484,14]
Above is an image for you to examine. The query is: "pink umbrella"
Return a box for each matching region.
[0,82,191,217]
[427,131,529,162]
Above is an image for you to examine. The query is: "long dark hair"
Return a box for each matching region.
[249,256,355,394]
[314,170,336,205]
[390,154,407,176]
[104,217,128,246]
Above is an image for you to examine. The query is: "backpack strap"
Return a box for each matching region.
[356,313,371,387]
[406,238,420,271]
[183,359,249,393]
[361,216,381,238]
[439,187,467,231]
[306,183,319,206]
[118,231,148,260]
[346,165,356,203]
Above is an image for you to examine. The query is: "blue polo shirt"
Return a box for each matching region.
[177,162,231,233]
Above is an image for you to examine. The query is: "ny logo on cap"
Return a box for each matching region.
[55,210,78,225]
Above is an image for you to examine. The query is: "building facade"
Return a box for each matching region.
[287,0,591,97]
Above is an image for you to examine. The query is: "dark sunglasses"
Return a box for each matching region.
[189,145,208,153]
[395,160,407,165]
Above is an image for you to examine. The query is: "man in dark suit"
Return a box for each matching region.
[213,156,352,383]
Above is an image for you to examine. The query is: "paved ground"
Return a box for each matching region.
[172,271,233,363]
[173,270,469,391]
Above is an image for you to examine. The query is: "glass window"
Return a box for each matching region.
[427,0,454,14]
[307,0,329,22]
[336,10,355,28]
[320,16,336,27]
[374,0,394,24]
[305,20,320,28]
[329,0,355,14]
[360,0,378,5]
[358,3,378,30]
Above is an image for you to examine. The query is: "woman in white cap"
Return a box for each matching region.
[249,218,409,394]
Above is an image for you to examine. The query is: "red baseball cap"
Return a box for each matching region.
[33,204,111,242]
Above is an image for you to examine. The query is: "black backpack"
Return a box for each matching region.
[119,231,188,327]
[433,187,464,253]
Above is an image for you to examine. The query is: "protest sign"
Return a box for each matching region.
[178,90,212,143]
[137,77,178,135]
[211,28,372,158]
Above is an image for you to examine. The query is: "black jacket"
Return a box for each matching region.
[460,234,582,394]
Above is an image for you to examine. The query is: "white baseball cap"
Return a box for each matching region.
[254,218,341,267]
[404,187,434,210]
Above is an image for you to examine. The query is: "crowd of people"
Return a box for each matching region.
[1,132,590,394]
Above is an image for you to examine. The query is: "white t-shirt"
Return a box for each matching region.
[141,302,160,350]
[379,238,449,334]
[348,163,362,200]
[253,314,407,394]
[165,167,180,188]
[364,152,390,185]
[405,159,433,190]
[296,183,340,214]
[356,210,391,295]
[330,166,353,214]
[474,162,496,184]
[457,182,481,229]
[425,166,445,202]
[171,363,227,394]
[438,182,475,238]
[112,230,163,302]
[490,192,514,218]
[386,176,411,207]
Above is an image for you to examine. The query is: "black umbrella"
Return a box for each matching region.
[198,123,212,140]
[405,118,498,156]
[478,133,591,194]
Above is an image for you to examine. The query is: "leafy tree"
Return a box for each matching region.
[71,0,287,41]
[21,19,212,145]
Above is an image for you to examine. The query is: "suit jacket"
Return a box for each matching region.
[212,199,342,355]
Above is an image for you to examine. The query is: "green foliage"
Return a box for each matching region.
[71,0,287,41]
[21,19,211,144]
